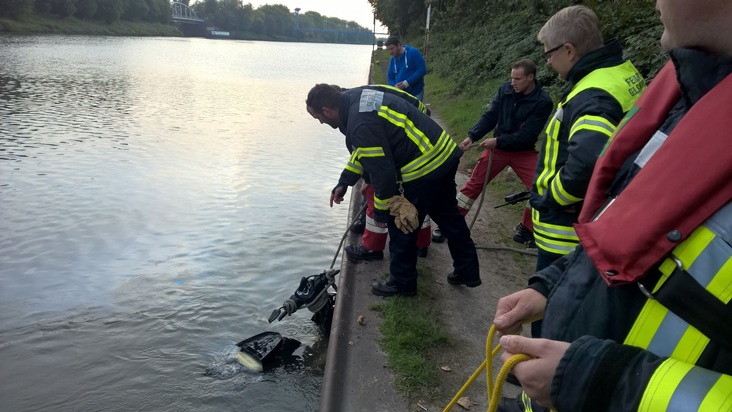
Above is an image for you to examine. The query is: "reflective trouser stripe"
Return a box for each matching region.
[639,359,732,412]
[456,192,475,211]
[365,215,388,235]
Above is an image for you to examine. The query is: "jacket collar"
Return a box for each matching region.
[669,48,732,108]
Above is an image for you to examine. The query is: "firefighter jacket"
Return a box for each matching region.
[528,49,732,412]
[467,80,553,152]
[335,88,461,223]
[531,39,646,255]
[340,85,431,186]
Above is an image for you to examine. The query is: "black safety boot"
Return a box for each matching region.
[370,279,417,297]
[417,247,429,258]
[446,271,482,287]
[345,244,384,261]
[350,220,365,234]
[512,223,536,248]
[431,227,446,243]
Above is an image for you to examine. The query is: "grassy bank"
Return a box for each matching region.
[0,15,181,36]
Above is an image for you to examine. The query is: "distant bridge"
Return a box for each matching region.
[171,2,204,24]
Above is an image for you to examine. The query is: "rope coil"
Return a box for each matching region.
[443,324,532,412]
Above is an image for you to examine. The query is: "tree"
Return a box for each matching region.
[1,0,35,18]
[51,0,77,18]
[94,0,123,23]
[74,0,97,19]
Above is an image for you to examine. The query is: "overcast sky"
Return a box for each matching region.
[246,0,388,33]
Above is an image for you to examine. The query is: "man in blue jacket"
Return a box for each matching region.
[386,36,427,101]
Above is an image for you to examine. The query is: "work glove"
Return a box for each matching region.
[387,195,419,234]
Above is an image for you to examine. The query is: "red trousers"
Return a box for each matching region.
[361,185,431,251]
[456,148,537,231]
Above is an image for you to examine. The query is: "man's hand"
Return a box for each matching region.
[479,137,498,150]
[330,185,346,207]
[499,336,570,408]
[459,137,473,151]
[493,288,546,336]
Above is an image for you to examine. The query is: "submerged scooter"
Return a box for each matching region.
[235,268,340,372]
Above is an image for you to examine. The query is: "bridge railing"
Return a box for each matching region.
[171,1,204,22]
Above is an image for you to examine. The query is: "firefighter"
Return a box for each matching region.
[530,5,646,271]
[306,84,481,297]
[338,85,433,262]
[494,1,732,410]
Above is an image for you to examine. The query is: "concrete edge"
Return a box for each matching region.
[318,188,363,412]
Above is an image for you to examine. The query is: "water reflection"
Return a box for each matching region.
[0,35,372,411]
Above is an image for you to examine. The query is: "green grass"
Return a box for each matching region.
[371,266,451,399]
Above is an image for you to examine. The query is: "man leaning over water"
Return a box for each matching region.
[306,83,481,297]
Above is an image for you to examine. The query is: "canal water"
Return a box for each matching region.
[0,35,372,411]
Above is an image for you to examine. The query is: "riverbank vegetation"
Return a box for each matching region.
[1,0,374,43]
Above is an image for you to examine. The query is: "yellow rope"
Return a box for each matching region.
[442,324,533,412]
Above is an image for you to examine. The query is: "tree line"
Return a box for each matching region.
[1,0,374,44]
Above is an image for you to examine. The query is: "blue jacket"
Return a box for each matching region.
[387,45,427,98]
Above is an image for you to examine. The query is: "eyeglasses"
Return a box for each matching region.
[543,44,564,61]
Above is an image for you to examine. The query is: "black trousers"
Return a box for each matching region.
[387,161,480,288]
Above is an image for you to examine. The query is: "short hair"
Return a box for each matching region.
[537,5,604,57]
[306,84,341,114]
[385,36,401,47]
[511,59,537,77]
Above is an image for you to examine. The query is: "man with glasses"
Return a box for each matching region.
[385,36,427,101]
[530,5,645,272]
[494,0,732,410]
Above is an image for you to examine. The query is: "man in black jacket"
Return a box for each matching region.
[435,59,552,247]
[306,84,481,297]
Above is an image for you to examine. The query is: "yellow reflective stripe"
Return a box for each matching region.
[671,327,710,365]
[550,175,583,206]
[521,391,534,412]
[533,235,578,254]
[624,298,669,349]
[378,106,432,152]
[569,115,616,139]
[401,132,456,182]
[344,155,363,174]
[354,146,385,159]
[700,374,732,411]
[639,359,691,412]
[641,359,731,412]
[532,209,578,241]
[625,224,731,364]
[536,115,561,195]
[374,196,390,211]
